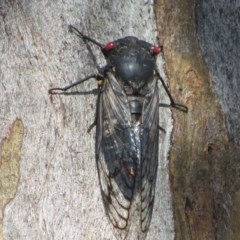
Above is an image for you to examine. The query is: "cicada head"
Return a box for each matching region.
[102,37,162,91]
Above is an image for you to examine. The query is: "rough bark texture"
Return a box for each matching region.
[155,0,240,239]
[2,1,240,240]
[1,1,175,240]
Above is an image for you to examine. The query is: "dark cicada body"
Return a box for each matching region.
[97,37,161,235]
[49,25,187,239]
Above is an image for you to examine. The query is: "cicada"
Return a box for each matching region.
[49,25,187,239]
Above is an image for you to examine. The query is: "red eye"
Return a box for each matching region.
[151,45,161,54]
[104,41,116,51]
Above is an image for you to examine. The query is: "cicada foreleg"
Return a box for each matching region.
[155,70,188,113]
[48,74,100,94]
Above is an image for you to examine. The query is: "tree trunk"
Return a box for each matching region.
[1,1,240,240]
[1,1,173,240]
[155,0,240,239]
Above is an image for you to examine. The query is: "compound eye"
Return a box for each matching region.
[151,45,161,55]
[104,41,116,51]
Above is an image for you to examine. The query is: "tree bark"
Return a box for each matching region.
[1,1,240,240]
[1,1,174,240]
[155,0,240,239]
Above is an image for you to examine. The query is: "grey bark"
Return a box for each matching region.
[1,1,174,240]
[195,2,240,239]
[196,0,240,145]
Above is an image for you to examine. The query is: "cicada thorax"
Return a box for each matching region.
[106,36,158,91]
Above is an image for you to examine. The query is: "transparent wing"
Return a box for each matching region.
[96,72,138,230]
[140,80,159,232]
